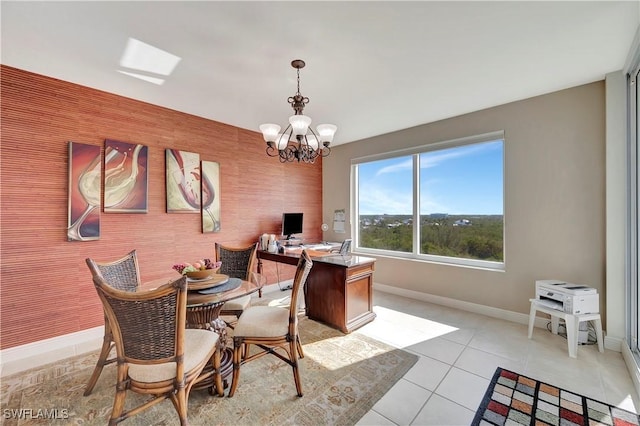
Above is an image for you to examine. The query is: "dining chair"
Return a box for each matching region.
[91,273,223,425]
[84,250,141,396]
[215,242,260,326]
[228,250,312,397]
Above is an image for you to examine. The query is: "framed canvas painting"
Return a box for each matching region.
[67,141,101,241]
[166,149,201,213]
[104,139,148,213]
[201,160,221,232]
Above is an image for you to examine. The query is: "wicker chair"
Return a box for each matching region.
[215,242,260,325]
[229,250,312,397]
[91,273,223,425]
[84,250,141,396]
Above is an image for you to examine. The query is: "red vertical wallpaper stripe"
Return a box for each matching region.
[0,65,322,350]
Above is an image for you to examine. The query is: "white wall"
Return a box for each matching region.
[324,82,607,324]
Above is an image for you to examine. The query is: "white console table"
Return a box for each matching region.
[527,299,604,358]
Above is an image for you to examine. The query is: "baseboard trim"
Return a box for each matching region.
[605,335,623,352]
[374,283,534,325]
[1,326,104,378]
[373,283,614,345]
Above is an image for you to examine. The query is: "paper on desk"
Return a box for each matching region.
[285,247,331,258]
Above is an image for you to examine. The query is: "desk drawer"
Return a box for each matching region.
[347,275,371,322]
[346,263,373,281]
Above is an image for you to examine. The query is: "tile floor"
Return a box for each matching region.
[7,285,635,426]
[341,290,640,426]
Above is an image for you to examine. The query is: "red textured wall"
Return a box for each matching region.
[0,65,322,350]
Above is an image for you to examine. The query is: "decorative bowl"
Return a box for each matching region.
[184,268,220,280]
[173,259,222,279]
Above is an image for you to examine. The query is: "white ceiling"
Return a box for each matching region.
[1,1,638,145]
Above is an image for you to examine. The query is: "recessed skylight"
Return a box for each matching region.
[118,37,181,85]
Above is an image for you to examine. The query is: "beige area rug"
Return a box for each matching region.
[1,316,417,425]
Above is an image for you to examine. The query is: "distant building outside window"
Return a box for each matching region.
[352,131,505,270]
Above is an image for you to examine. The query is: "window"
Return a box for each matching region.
[352,131,504,269]
[357,155,414,253]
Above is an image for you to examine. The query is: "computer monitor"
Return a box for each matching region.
[282,212,303,240]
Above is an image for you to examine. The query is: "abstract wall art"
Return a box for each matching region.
[104,139,148,213]
[165,149,201,213]
[67,141,101,241]
[201,160,221,232]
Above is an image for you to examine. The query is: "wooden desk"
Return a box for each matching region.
[257,250,376,333]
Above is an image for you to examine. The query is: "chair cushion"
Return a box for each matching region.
[128,329,219,383]
[233,306,289,338]
[221,294,251,312]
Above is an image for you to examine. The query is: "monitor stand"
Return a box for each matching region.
[281,236,302,246]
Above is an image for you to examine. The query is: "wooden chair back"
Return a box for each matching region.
[289,250,313,336]
[93,275,187,367]
[215,242,257,280]
[91,273,223,424]
[228,249,312,398]
[83,250,141,397]
[86,249,141,292]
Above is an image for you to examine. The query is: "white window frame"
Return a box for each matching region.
[627,54,640,355]
[351,130,505,271]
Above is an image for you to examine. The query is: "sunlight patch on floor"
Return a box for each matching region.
[617,394,639,413]
[265,296,292,308]
[301,334,396,371]
[355,306,460,349]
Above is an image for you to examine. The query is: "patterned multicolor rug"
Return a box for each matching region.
[1,316,417,425]
[473,367,640,426]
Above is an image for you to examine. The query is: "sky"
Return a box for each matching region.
[358,140,503,216]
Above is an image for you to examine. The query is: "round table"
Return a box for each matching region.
[144,275,262,392]
[186,277,261,389]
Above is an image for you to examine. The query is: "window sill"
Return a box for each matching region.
[353,248,506,272]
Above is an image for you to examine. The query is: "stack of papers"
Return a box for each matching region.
[301,244,334,251]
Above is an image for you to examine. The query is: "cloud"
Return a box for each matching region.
[421,140,502,169]
[358,184,412,215]
[375,158,412,176]
[361,140,503,215]
[374,140,501,175]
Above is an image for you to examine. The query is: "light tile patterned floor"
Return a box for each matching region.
[8,285,633,426]
[347,291,640,426]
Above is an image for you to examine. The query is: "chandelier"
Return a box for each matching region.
[260,59,337,163]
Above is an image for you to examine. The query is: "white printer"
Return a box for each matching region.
[535,280,599,315]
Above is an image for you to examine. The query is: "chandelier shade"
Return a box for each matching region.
[259,124,280,141]
[260,59,337,163]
